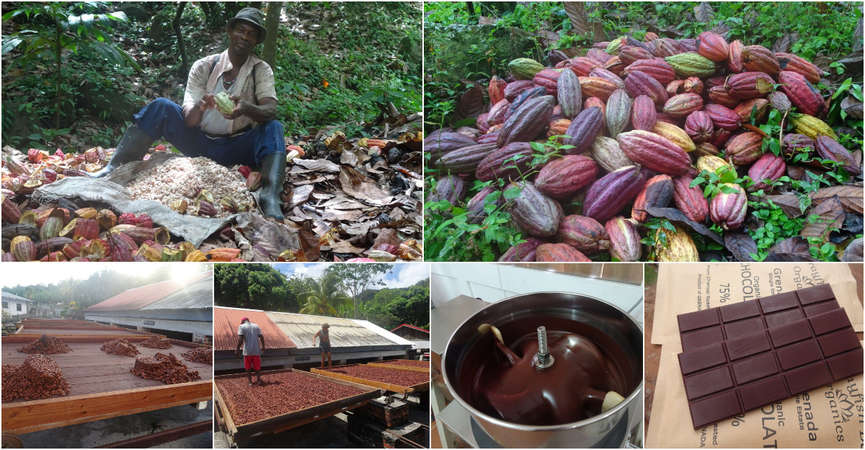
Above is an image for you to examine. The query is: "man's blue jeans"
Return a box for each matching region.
[133,97,284,167]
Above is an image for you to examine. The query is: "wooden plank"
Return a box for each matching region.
[311,368,413,394]
[213,378,238,436]
[98,419,212,448]
[3,335,154,343]
[366,362,430,373]
[2,380,212,434]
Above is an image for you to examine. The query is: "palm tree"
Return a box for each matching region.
[299,273,350,316]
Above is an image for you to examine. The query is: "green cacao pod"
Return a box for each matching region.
[508,58,544,80]
[214,92,235,115]
[665,52,716,77]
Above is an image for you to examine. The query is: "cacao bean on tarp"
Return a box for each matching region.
[766,236,818,261]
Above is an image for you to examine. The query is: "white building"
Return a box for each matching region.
[2,291,33,316]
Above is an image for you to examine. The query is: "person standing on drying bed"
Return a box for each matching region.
[236,316,266,385]
[313,323,332,369]
[91,7,286,220]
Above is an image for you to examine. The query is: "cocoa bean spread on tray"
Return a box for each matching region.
[457,317,631,425]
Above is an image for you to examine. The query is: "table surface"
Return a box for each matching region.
[643,262,864,434]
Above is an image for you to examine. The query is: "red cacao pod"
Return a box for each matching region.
[684,111,714,143]
[742,45,780,75]
[487,99,511,126]
[437,143,498,174]
[624,58,676,86]
[779,71,826,117]
[734,98,769,123]
[586,49,613,65]
[589,67,626,89]
[709,183,747,230]
[558,215,609,254]
[617,130,693,176]
[748,153,786,191]
[726,72,775,99]
[504,80,536,102]
[499,238,544,262]
[682,77,704,95]
[430,175,466,205]
[11,235,37,261]
[703,104,741,130]
[697,31,729,62]
[578,76,617,101]
[466,186,501,224]
[536,155,599,199]
[728,40,744,73]
[775,52,821,84]
[725,132,765,165]
[488,76,507,105]
[631,94,658,131]
[618,45,654,66]
[569,57,602,76]
[533,68,562,95]
[535,243,591,262]
[624,70,668,106]
[663,93,703,118]
[673,176,709,222]
[425,132,477,162]
[508,182,563,238]
[475,142,533,181]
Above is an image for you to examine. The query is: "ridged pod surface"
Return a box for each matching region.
[547,118,571,139]
[624,70,669,106]
[498,96,555,146]
[535,155,599,199]
[663,93,703,118]
[508,182,563,238]
[618,45,654,66]
[475,142,533,181]
[779,71,827,117]
[498,238,544,262]
[725,132,764,165]
[710,183,747,230]
[586,49,613,65]
[535,243,591,262]
[425,131,476,162]
[653,121,696,153]
[487,99,511,126]
[703,104,741,130]
[652,38,681,58]
[578,76,617,101]
[533,68,562,95]
[775,52,822,83]
[728,40,744,73]
[563,107,604,154]
[673,175,709,222]
[583,165,651,222]
[697,155,735,175]
[632,174,674,222]
[509,58,544,79]
[734,98,770,123]
[589,67,626,89]
[726,72,775,99]
[466,186,501,224]
[437,143,498,174]
[697,31,729,62]
[591,136,634,172]
[617,130,692,175]
[605,217,642,261]
[508,86,547,114]
[741,45,780,75]
[624,58,677,85]
[685,111,714,143]
[557,69,582,119]
[655,226,700,261]
[606,89,633,137]
[569,57,602,76]
[791,114,838,140]
[665,52,716,77]
[631,95,658,131]
[816,136,861,174]
[430,175,466,205]
[504,80,537,102]
[707,85,739,108]
[558,215,609,254]
[748,153,787,190]
[488,76,507,105]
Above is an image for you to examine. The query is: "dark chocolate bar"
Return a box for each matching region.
[675,284,863,428]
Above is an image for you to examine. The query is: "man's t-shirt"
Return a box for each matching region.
[238,322,262,356]
[182,50,277,136]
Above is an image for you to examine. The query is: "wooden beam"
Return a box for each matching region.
[213,381,238,435]
[311,368,417,394]
[365,362,430,373]
[98,419,212,448]
[3,380,212,434]
[3,335,153,343]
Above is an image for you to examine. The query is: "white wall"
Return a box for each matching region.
[431,263,643,324]
[2,299,29,316]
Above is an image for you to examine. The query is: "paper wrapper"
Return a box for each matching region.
[652,263,862,345]
[647,340,864,448]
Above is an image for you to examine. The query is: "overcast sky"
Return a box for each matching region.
[276,263,429,288]
[0,262,205,290]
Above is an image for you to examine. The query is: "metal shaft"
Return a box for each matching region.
[533,326,554,370]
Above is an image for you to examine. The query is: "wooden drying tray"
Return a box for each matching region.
[3,381,212,434]
[4,333,193,345]
[365,360,431,373]
[214,368,380,445]
[1,336,213,434]
[311,366,430,394]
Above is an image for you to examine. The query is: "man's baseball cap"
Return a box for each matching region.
[322,323,330,328]
[240,317,249,323]
[228,7,266,43]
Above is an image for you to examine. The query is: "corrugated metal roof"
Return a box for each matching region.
[391,324,429,334]
[86,272,210,312]
[2,291,33,303]
[265,311,406,348]
[213,307,295,351]
[142,272,213,310]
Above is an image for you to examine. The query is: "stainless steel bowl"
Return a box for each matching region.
[442,292,643,448]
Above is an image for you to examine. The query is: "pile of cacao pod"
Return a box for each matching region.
[426,31,862,262]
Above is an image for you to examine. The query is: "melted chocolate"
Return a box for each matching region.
[458,316,633,425]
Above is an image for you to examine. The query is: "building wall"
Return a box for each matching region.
[2,299,29,316]
[84,313,212,342]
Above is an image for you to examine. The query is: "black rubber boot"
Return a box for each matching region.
[89,124,154,178]
[258,152,286,220]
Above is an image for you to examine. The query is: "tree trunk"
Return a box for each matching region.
[262,2,281,66]
[173,3,188,77]
[54,18,62,129]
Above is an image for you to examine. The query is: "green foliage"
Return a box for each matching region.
[214,263,296,311]
[298,272,350,316]
[324,264,391,319]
